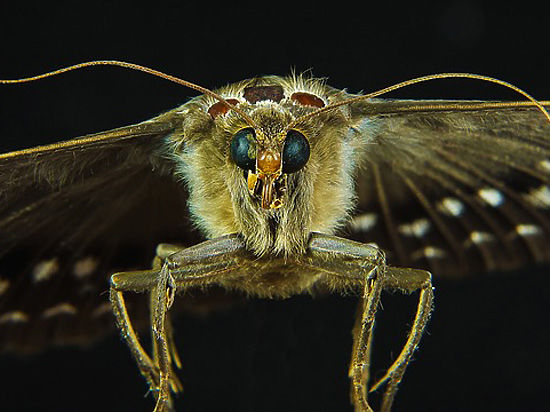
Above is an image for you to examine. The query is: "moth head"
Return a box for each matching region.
[179,77,360,256]
[229,127,310,209]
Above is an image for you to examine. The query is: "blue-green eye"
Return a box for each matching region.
[282,130,310,174]
[230,128,256,171]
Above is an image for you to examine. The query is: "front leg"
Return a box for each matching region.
[305,233,434,412]
[370,267,434,412]
[110,234,248,412]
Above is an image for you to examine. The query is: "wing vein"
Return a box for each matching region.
[371,164,409,265]
[396,170,467,270]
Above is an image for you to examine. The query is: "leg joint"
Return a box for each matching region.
[360,246,387,282]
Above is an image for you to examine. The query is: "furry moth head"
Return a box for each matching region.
[169,75,370,256]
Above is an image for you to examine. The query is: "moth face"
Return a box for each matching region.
[178,78,361,256]
[229,126,310,209]
[207,82,327,213]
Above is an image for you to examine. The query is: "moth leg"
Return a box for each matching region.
[111,234,247,412]
[351,264,387,412]
[109,265,177,412]
[150,263,176,412]
[110,269,180,410]
[110,270,161,393]
[110,263,180,412]
[154,244,187,374]
[306,233,386,412]
[371,267,434,412]
[150,246,183,395]
[148,290,182,390]
[348,300,375,406]
[306,233,433,412]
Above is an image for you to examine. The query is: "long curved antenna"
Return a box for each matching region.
[0,60,260,129]
[286,73,550,129]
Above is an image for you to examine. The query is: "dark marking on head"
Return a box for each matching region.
[291,92,325,108]
[243,86,284,104]
[208,98,240,118]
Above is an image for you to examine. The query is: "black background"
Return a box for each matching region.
[1,2,549,411]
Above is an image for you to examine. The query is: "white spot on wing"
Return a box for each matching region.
[32,258,59,283]
[398,218,431,238]
[411,246,447,260]
[437,197,465,217]
[539,159,550,172]
[73,257,98,279]
[42,303,77,318]
[350,213,378,232]
[465,231,495,247]
[516,224,542,237]
[523,185,550,209]
[0,278,9,295]
[478,188,504,207]
[0,311,29,324]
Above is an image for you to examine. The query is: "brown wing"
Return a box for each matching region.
[345,100,550,277]
[0,110,202,352]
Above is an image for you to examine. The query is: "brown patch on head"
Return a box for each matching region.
[208,98,240,118]
[291,92,325,108]
[243,86,284,104]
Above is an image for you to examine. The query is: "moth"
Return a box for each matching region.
[1,61,549,412]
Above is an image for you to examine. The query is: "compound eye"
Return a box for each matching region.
[230,128,256,171]
[282,130,310,174]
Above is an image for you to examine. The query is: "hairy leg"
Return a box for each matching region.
[305,233,434,412]
[372,267,434,412]
[110,234,247,412]
[110,270,161,391]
